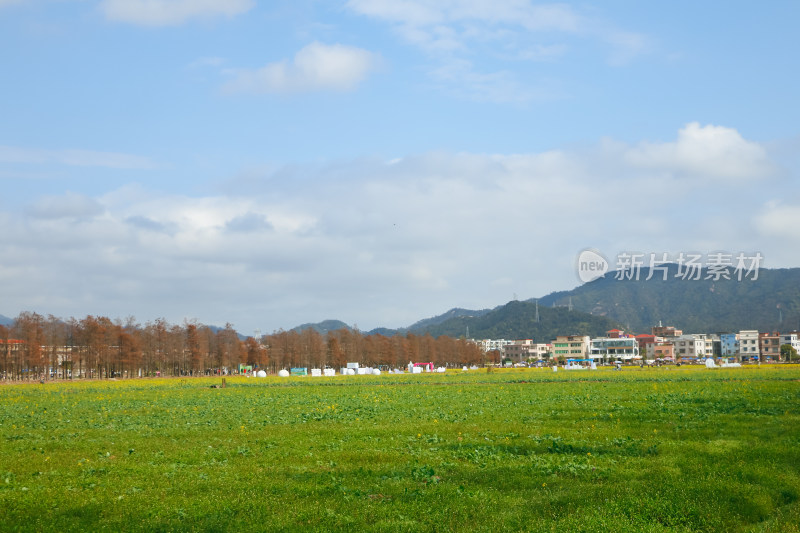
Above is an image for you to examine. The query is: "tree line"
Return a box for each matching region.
[0,312,485,381]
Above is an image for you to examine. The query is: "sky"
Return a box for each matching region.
[1,0,799,335]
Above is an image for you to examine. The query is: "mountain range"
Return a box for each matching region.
[296,302,619,342]
[4,266,798,341]
[297,265,800,340]
[536,264,800,334]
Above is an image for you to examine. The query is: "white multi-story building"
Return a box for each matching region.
[590,336,640,362]
[503,340,552,361]
[738,330,760,359]
[474,339,514,354]
[673,334,712,359]
[530,343,553,360]
[703,333,719,357]
[780,332,800,355]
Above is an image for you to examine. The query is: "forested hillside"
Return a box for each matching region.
[537,266,800,333]
[415,300,622,340]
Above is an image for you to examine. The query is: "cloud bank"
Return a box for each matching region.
[0,124,791,332]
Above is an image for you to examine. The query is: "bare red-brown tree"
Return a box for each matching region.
[244,337,267,369]
[186,322,202,375]
[217,323,243,372]
[301,328,326,369]
[327,336,345,369]
[13,312,45,380]
[0,324,11,379]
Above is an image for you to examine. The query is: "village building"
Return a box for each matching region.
[652,324,683,338]
[673,334,712,360]
[552,335,590,360]
[646,341,675,361]
[780,332,800,356]
[503,340,552,362]
[590,329,640,362]
[759,332,781,362]
[720,333,739,358]
[738,330,760,361]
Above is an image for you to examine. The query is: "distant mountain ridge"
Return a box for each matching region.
[296,302,620,341]
[291,319,352,335]
[294,266,800,339]
[535,265,800,334]
[407,300,621,340]
[8,266,796,340]
[366,307,493,336]
[404,307,493,332]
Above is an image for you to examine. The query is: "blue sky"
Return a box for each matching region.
[1,0,799,334]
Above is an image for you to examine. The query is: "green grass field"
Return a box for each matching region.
[2,366,799,532]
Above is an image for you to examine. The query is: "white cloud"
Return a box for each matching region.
[125,215,168,232]
[347,0,580,61]
[346,0,443,26]
[346,0,648,101]
[346,0,580,32]
[225,212,273,233]
[27,191,105,220]
[0,145,154,169]
[108,194,316,241]
[223,42,380,94]
[624,122,773,180]
[755,204,800,240]
[429,58,558,103]
[100,0,254,27]
[345,0,644,56]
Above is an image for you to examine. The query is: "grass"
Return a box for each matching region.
[1,366,799,532]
